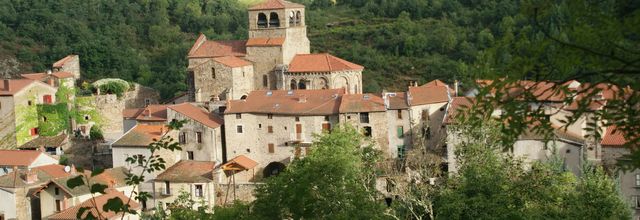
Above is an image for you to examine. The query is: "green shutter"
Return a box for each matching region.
[397,145,406,158]
[397,126,404,138]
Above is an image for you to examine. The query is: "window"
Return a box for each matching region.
[268,114,273,119]
[263,75,268,87]
[258,124,262,129]
[187,151,194,160]
[236,113,241,119]
[211,68,216,79]
[268,143,275,153]
[397,110,402,119]
[636,174,640,187]
[295,116,300,122]
[324,116,329,121]
[363,126,372,137]
[360,113,370,123]
[196,132,202,143]
[397,145,406,159]
[179,132,186,144]
[28,100,32,106]
[634,195,640,209]
[269,12,280,27]
[257,13,268,28]
[237,125,243,133]
[137,154,144,166]
[424,127,431,139]
[195,185,203,197]
[164,181,171,195]
[267,126,273,133]
[144,99,150,106]
[397,126,404,138]
[43,95,52,104]
[55,199,62,212]
[30,128,38,136]
[54,187,59,195]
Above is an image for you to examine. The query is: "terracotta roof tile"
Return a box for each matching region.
[445,97,473,124]
[246,37,285,47]
[213,56,253,68]
[0,79,43,96]
[0,164,73,188]
[602,126,627,147]
[33,164,74,179]
[122,108,143,119]
[134,104,169,122]
[112,124,170,147]
[21,73,47,81]
[169,103,223,128]
[222,155,258,171]
[52,71,74,78]
[423,79,449,87]
[385,92,409,110]
[155,160,216,182]
[47,190,140,220]
[339,94,386,113]
[0,150,50,166]
[288,53,364,73]
[249,0,304,10]
[225,89,345,115]
[52,55,76,68]
[188,39,247,58]
[18,134,68,149]
[408,80,450,106]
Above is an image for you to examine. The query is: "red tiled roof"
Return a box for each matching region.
[423,79,449,87]
[188,39,247,58]
[246,37,285,47]
[339,94,386,113]
[0,79,42,96]
[156,160,216,182]
[445,97,474,124]
[47,190,140,220]
[601,126,627,147]
[52,71,74,78]
[249,0,304,10]
[122,108,143,119]
[222,155,258,171]
[225,89,345,115]
[0,150,49,166]
[52,55,76,68]
[21,73,47,81]
[33,164,74,179]
[112,124,170,147]
[408,80,450,106]
[385,92,409,110]
[169,103,223,128]
[213,56,253,68]
[288,53,364,73]
[135,105,169,122]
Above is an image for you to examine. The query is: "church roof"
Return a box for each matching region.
[246,37,285,47]
[188,34,246,58]
[249,0,304,10]
[288,53,364,73]
[213,56,253,68]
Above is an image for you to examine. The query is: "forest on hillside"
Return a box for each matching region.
[0,0,636,98]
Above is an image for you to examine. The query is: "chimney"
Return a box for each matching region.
[70,164,77,175]
[454,80,459,97]
[46,69,52,75]
[383,93,390,108]
[143,108,151,117]
[24,168,38,184]
[298,96,307,103]
[47,78,55,87]
[3,79,10,91]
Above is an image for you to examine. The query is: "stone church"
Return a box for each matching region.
[187,0,363,102]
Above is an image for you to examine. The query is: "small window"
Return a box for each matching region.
[363,126,372,137]
[196,132,202,143]
[187,151,194,160]
[295,117,300,122]
[195,184,203,197]
[397,145,406,159]
[636,174,640,187]
[634,196,640,209]
[211,68,216,79]
[137,154,144,166]
[268,143,275,153]
[55,199,62,212]
[179,132,187,144]
[30,128,39,136]
[397,126,404,138]
[164,181,171,194]
[324,116,329,121]
[246,148,251,153]
[84,115,90,121]
[268,126,273,133]
[237,125,243,133]
[144,99,150,106]
[360,113,369,123]
[263,75,268,87]
[54,187,59,195]
[27,100,32,106]
[268,114,273,119]
[397,110,402,119]
[236,113,242,119]
[42,116,47,122]
[258,124,262,129]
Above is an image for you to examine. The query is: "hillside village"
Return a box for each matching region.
[0,0,637,219]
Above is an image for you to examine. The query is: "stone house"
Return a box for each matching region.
[122,104,170,133]
[110,124,179,209]
[35,167,135,219]
[0,164,74,220]
[18,133,69,156]
[167,103,225,163]
[383,92,413,159]
[601,126,640,217]
[0,150,58,175]
[52,55,81,80]
[153,160,218,212]
[187,0,363,102]
[0,79,58,148]
[338,94,389,155]
[46,190,140,220]
[407,80,452,152]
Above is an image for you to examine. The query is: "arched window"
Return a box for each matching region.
[289,11,295,26]
[295,11,301,25]
[240,95,247,100]
[298,80,307,90]
[257,13,268,28]
[290,79,297,90]
[269,12,280,27]
[263,162,286,178]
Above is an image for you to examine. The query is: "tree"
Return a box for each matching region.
[250,125,386,219]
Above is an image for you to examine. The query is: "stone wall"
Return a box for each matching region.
[0,96,17,149]
[215,183,259,205]
[94,94,124,137]
[123,84,160,108]
[167,107,224,163]
[56,55,81,79]
[386,109,412,158]
[409,102,448,150]
[245,46,283,90]
[13,82,58,146]
[192,59,254,102]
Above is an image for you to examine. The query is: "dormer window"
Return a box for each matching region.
[257,13,268,28]
[269,12,280,27]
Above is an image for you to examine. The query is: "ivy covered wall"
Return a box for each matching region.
[15,95,41,146]
[37,103,70,136]
[74,96,102,126]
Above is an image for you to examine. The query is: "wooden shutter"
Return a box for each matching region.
[268,126,273,133]
[296,124,302,140]
[268,143,275,153]
[322,123,331,132]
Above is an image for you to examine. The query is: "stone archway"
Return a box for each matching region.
[290,79,297,90]
[334,76,349,93]
[315,77,329,89]
[298,80,307,90]
[263,162,286,178]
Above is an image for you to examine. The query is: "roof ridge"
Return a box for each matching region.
[325,53,332,71]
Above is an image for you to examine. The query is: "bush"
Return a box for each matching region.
[89,126,104,141]
[92,78,130,98]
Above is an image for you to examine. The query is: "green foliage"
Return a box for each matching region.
[55,82,75,104]
[14,95,39,145]
[92,78,130,98]
[37,103,70,136]
[89,126,104,141]
[251,125,385,219]
[73,96,102,125]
